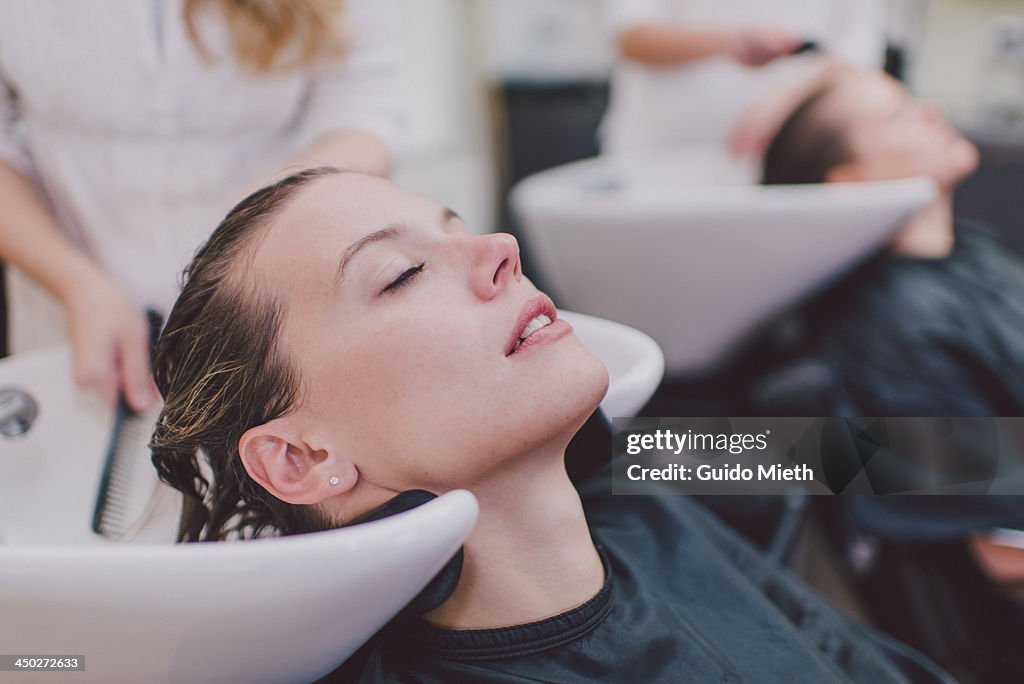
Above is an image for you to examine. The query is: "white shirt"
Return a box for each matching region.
[600,0,886,154]
[0,0,402,352]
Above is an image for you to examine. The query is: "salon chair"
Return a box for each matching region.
[0,311,664,683]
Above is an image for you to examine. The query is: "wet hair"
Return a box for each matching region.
[150,166,341,542]
[762,84,851,185]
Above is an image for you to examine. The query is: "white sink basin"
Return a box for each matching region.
[0,345,160,546]
[512,150,936,376]
[0,307,661,682]
[0,345,478,683]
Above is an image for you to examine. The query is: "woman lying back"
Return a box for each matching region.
[150,167,942,683]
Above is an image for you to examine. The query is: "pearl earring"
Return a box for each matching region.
[328,475,340,486]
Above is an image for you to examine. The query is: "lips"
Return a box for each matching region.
[505,293,558,356]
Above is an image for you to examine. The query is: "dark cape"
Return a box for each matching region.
[798,220,1024,684]
[345,460,925,683]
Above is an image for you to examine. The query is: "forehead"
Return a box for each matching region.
[247,173,440,290]
[266,173,438,252]
[822,73,904,121]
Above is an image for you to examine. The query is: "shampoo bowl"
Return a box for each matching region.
[512,150,936,376]
[0,345,478,684]
[0,307,661,682]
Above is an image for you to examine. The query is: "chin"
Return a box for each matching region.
[945,138,980,189]
[541,347,609,441]
[569,354,611,438]
[587,357,611,413]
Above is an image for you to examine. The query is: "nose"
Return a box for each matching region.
[469,232,521,300]
[918,101,943,125]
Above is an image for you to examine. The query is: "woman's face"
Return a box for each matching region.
[821,72,978,190]
[247,173,608,493]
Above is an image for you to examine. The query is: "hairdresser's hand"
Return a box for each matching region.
[728,103,780,159]
[730,27,802,67]
[728,58,842,159]
[970,532,1024,602]
[62,271,158,413]
[728,88,801,159]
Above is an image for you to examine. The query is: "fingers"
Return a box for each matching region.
[727,107,773,159]
[72,336,119,410]
[69,306,157,413]
[727,122,759,158]
[766,30,803,56]
[738,27,803,67]
[117,317,159,413]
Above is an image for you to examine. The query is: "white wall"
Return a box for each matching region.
[910,0,1024,121]
[481,0,613,81]
[392,0,497,234]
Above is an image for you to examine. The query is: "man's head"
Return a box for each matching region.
[151,168,609,541]
[763,70,978,191]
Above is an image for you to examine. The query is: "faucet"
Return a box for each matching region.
[0,388,38,438]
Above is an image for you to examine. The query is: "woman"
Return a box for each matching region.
[0,0,400,411]
[762,69,1024,684]
[763,68,1012,415]
[149,167,942,682]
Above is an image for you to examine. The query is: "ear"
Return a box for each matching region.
[238,418,358,505]
[824,162,865,184]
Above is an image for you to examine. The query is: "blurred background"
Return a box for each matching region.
[4,4,1024,683]
[368,0,1022,245]
[3,0,1024,355]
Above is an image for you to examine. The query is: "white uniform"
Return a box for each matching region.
[600,0,887,154]
[0,0,403,352]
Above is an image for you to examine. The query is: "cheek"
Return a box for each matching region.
[331,321,482,412]
[311,309,502,480]
[888,123,972,178]
[311,320,610,489]
[856,140,931,181]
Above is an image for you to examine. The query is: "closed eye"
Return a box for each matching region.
[382,263,425,294]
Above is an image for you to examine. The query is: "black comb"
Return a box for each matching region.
[91,309,164,538]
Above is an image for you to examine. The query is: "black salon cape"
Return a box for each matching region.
[350,465,913,684]
[804,221,1024,539]
[794,220,1024,683]
[808,220,1024,420]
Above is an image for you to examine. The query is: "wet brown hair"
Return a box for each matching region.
[762,84,852,186]
[150,166,342,542]
[183,0,347,73]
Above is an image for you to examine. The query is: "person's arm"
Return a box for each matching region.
[0,162,157,411]
[286,128,392,178]
[240,0,402,195]
[0,78,154,410]
[728,57,856,158]
[728,0,887,159]
[618,24,803,69]
[289,0,402,177]
[970,530,1024,602]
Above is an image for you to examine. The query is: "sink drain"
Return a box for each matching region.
[0,388,38,438]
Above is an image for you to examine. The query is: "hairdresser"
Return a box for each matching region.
[600,0,887,158]
[0,0,402,411]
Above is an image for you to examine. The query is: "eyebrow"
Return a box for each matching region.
[333,207,462,290]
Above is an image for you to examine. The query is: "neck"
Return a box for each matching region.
[889,192,955,258]
[424,448,604,630]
